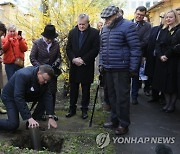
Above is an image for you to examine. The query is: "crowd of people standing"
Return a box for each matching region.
[0,5,180,136]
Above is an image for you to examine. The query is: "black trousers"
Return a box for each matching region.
[105,71,130,128]
[69,82,91,112]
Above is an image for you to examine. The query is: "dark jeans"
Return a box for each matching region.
[144,79,151,92]
[105,71,130,128]
[131,76,141,100]
[0,96,46,131]
[69,82,91,112]
[0,96,20,131]
[5,64,22,81]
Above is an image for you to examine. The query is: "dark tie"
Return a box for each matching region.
[136,22,139,28]
[79,32,84,48]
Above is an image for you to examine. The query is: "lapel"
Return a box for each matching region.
[74,28,79,50]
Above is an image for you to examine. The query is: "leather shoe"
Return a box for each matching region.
[115,126,129,135]
[132,99,138,105]
[82,111,88,119]
[165,106,175,113]
[103,122,118,128]
[66,111,76,118]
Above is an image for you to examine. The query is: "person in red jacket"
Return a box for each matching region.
[2,24,28,80]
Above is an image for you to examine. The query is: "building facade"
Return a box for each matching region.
[148,0,180,26]
[123,0,161,19]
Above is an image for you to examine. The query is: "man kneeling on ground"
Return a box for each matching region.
[0,65,57,131]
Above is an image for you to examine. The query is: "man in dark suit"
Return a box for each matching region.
[66,13,100,119]
[0,65,57,131]
[131,6,151,105]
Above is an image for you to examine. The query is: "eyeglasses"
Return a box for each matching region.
[136,13,145,17]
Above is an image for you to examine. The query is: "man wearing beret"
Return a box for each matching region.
[99,5,141,135]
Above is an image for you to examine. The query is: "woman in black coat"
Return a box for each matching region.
[152,10,180,113]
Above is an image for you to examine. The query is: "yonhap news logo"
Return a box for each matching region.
[96,133,175,148]
[112,136,175,144]
[96,132,110,148]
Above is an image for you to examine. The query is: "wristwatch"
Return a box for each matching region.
[48,115,54,119]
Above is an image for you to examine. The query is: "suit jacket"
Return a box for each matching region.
[132,19,151,56]
[1,66,54,120]
[66,25,100,84]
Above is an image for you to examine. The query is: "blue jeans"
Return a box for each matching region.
[5,64,22,80]
[0,93,20,131]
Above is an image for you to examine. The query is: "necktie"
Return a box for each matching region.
[136,22,139,28]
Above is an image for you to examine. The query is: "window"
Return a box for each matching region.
[146,2,150,8]
[153,1,158,5]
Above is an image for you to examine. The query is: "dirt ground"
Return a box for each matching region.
[0,87,115,153]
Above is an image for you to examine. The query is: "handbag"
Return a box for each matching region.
[14,57,24,67]
[11,44,24,67]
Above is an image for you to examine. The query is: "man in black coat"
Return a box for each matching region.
[66,13,100,119]
[0,65,57,131]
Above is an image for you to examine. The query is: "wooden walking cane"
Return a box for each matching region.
[89,78,100,127]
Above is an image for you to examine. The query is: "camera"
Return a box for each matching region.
[18,31,22,36]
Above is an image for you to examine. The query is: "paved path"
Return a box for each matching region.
[115,89,180,154]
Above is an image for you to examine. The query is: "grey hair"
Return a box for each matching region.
[78,13,89,23]
[7,24,16,31]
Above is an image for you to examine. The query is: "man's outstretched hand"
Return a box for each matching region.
[48,118,58,129]
[28,118,39,128]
